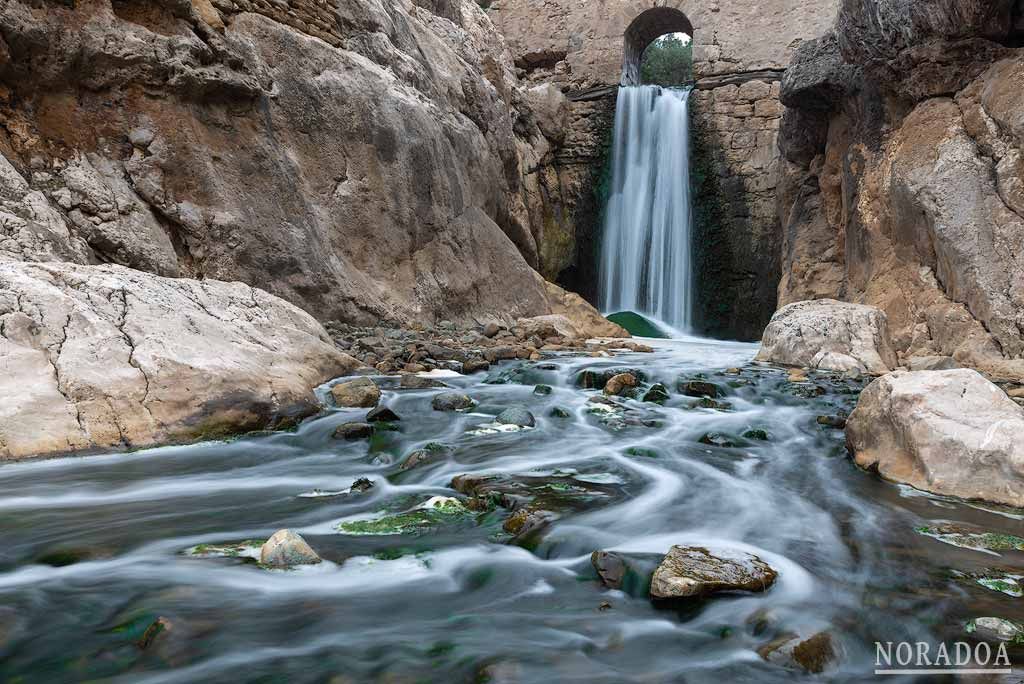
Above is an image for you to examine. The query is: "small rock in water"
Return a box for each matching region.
[366,406,400,422]
[331,377,381,408]
[591,550,627,589]
[548,406,571,418]
[967,617,1024,642]
[463,359,490,373]
[260,529,321,567]
[350,477,374,493]
[742,429,770,441]
[503,508,554,540]
[758,631,840,674]
[816,414,846,429]
[496,407,536,428]
[533,384,553,395]
[604,373,638,396]
[642,383,670,404]
[400,443,450,470]
[432,392,476,411]
[400,375,447,390]
[699,432,735,447]
[678,380,719,398]
[333,422,374,440]
[650,545,778,599]
[137,617,172,650]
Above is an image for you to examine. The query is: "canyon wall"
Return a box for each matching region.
[0,0,590,328]
[777,0,1024,379]
[489,0,839,339]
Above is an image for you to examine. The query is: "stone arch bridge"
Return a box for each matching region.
[490,0,838,339]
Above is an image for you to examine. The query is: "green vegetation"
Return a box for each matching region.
[337,498,472,536]
[640,34,693,86]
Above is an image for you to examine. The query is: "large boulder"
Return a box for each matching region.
[755,300,898,375]
[0,261,359,460]
[846,369,1024,507]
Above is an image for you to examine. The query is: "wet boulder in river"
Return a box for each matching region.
[650,546,778,599]
[678,380,719,398]
[758,631,840,674]
[366,406,400,422]
[432,392,476,411]
[400,375,448,390]
[642,383,670,404]
[495,407,536,428]
[604,373,638,396]
[331,377,381,408]
[755,300,898,375]
[846,369,1024,507]
[260,529,321,567]
[333,422,374,440]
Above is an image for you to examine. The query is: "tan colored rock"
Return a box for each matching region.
[650,546,778,599]
[260,529,321,567]
[0,261,359,460]
[847,370,1024,507]
[514,314,579,340]
[0,0,566,328]
[603,373,637,396]
[541,280,629,339]
[756,300,898,375]
[330,377,380,409]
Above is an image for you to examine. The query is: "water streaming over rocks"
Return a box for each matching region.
[600,86,695,331]
[1,338,1023,682]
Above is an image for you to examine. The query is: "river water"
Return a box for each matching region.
[1,338,1022,683]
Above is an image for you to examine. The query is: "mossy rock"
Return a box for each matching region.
[606,311,670,339]
[336,497,473,536]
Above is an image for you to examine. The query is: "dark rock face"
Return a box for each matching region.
[780,33,862,111]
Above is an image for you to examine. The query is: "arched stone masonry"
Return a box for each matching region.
[622,7,694,85]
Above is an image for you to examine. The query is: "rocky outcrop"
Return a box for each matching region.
[755,300,898,375]
[650,545,778,599]
[0,261,359,460]
[0,0,603,328]
[846,369,1024,507]
[776,0,1024,380]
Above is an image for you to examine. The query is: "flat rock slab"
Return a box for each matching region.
[650,545,778,599]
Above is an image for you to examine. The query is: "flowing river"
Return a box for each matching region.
[1,338,1022,683]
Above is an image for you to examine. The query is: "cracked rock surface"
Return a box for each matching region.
[777,1,1024,380]
[0,261,359,459]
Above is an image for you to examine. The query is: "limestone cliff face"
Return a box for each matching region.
[0,0,577,327]
[777,0,1024,379]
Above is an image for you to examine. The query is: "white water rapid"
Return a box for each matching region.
[599,85,695,332]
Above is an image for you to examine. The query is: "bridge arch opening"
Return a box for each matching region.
[622,7,694,85]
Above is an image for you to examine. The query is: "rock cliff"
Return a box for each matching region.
[0,0,584,327]
[777,0,1024,380]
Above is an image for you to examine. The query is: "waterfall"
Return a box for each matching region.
[599,85,695,332]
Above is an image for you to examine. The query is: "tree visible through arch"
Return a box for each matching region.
[622,7,695,85]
